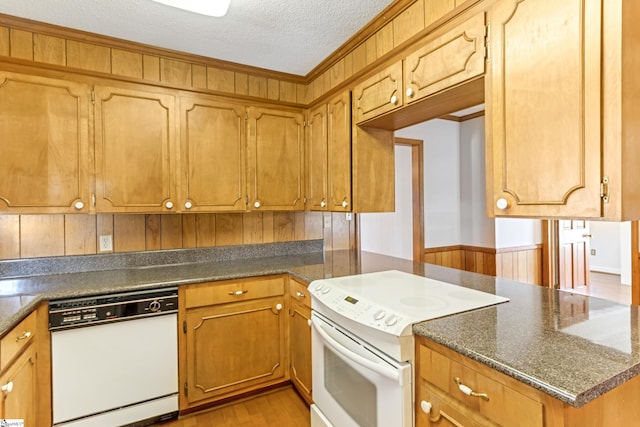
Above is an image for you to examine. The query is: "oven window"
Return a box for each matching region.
[324,347,377,427]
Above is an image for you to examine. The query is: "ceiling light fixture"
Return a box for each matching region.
[151,0,231,17]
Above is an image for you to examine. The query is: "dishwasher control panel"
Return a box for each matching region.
[49,287,178,330]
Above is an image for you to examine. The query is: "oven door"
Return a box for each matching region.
[311,311,412,427]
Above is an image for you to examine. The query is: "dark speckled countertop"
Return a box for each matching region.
[0,245,638,408]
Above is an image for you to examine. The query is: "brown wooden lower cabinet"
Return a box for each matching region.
[179,276,289,410]
[288,277,312,404]
[416,336,640,426]
[0,302,50,427]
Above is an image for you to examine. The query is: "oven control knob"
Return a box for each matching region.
[373,310,386,320]
[315,284,323,292]
[149,300,161,312]
[321,286,331,294]
[385,314,398,326]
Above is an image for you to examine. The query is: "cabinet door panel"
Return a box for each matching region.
[181,97,246,211]
[290,302,312,403]
[405,12,485,103]
[94,85,177,212]
[0,72,89,213]
[327,91,352,211]
[247,107,304,211]
[487,0,602,217]
[185,297,286,404]
[306,104,328,210]
[0,347,37,426]
[353,61,403,123]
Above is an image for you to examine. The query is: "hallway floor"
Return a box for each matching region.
[568,272,631,305]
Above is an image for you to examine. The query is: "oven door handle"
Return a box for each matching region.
[311,317,402,384]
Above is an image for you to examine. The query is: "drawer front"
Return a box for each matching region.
[418,345,543,427]
[417,383,498,427]
[1,310,37,371]
[185,276,285,309]
[289,278,311,309]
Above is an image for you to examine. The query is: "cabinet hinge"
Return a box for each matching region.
[184,382,188,396]
[90,90,95,104]
[244,112,248,120]
[600,176,610,203]
[484,22,491,61]
[182,320,187,334]
[91,193,96,207]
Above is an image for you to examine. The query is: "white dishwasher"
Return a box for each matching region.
[49,287,179,427]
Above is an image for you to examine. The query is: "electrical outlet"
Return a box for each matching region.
[345,213,353,221]
[590,249,596,256]
[323,215,332,228]
[99,235,113,252]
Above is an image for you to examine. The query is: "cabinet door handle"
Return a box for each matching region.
[341,199,349,208]
[320,200,326,208]
[74,201,84,210]
[253,200,261,209]
[496,198,509,210]
[406,87,414,98]
[454,377,489,401]
[16,331,31,342]
[165,201,174,209]
[184,201,193,209]
[390,94,398,105]
[228,290,248,296]
[1,381,13,393]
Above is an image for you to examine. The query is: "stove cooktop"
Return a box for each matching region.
[309,270,509,337]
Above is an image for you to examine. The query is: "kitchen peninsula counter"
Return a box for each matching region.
[0,247,638,409]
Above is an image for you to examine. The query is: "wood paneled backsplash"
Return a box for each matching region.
[0,212,355,261]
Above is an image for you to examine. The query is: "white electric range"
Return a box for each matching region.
[308,270,509,427]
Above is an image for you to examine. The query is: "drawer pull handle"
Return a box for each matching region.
[296,291,306,298]
[16,331,32,342]
[454,377,489,401]
[228,290,248,296]
[420,400,461,424]
[1,382,13,393]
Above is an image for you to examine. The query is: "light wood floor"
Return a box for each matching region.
[569,272,631,305]
[156,386,310,427]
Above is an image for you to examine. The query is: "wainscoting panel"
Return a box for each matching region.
[424,244,543,285]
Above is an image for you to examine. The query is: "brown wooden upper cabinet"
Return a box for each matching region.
[353,61,403,124]
[486,0,640,219]
[94,84,178,213]
[180,96,246,212]
[246,107,305,211]
[306,91,352,211]
[0,71,90,214]
[404,12,486,105]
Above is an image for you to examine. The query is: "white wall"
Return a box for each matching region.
[459,117,495,247]
[396,120,461,247]
[359,145,413,260]
[494,219,543,248]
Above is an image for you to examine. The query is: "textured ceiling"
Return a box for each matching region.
[0,0,395,76]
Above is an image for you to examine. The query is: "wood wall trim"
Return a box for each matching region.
[0,58,307,109]
[0,13,306,83]
[495,244,544,254]
[423,245,464,254]
[439,110,485,122]
[424,244,500,254]
[305,0,417,81]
